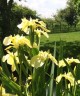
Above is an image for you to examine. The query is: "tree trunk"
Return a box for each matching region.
[0,0,13,42]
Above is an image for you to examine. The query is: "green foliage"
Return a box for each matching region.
[41,32,80,43]
[0,1,38,42]
[41,41,80,58]
[68,0,80,15]
[54,6,78,26]
[42,18,80,34]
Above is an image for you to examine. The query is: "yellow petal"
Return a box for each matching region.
[41,31,49,38]
[2,54,9,62]
[24,38,32,48]
[56,74,63,83]
[7,52,18,72]
[48,54,58,65]
[30,55,44,68]
[7,53,14,66]
[66,57,80,64]
[39,21,46,27]
[17,18,29,34]
[5,46,13,50]
[3,35,12,46]
[63,72,74,86]
[56,72,75,86]
[59,58,80,67]
[58,60,66,67]
[0,86,5,95]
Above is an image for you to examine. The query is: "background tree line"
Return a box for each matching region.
[42,0,80,33]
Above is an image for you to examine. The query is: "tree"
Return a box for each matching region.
[10,3,37,34]
[0,0,38,42]
[0,0,13,41]
[66,0,78,26]
[64,7,78,26]
[53,1,78,26]
[68,0,80,15]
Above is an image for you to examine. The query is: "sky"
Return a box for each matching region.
[14,0,68,18]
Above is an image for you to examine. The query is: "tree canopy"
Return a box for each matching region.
[53,0,78,26]
[0,0,38,41]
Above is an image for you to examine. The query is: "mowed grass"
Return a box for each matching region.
[41,31,80,44]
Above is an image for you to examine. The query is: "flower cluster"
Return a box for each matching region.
[2,18,55,72]
[17,18,50,38]
[3,35,32,49]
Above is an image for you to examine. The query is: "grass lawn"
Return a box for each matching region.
[41,31,80,44]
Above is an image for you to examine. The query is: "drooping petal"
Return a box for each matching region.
[56,72,75,86]
[48,54,58,65]
[59,60,66,67]
[2,54,9,62]
[41,31,49,38]
[3,35,12,46]
[2,51,19,72]
[56,74,63,83]
[7,53,14,66]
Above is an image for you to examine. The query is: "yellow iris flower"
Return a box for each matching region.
[58,57,80,67]
[56,72,75,86]
[17,18,50,37]
[3,35,32,49]
[2,51,19,72]
[17,18,30,34]
[34,29,49,38]
[56,72,80,87]
[17,18,37,34]
[30,51,57,68]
